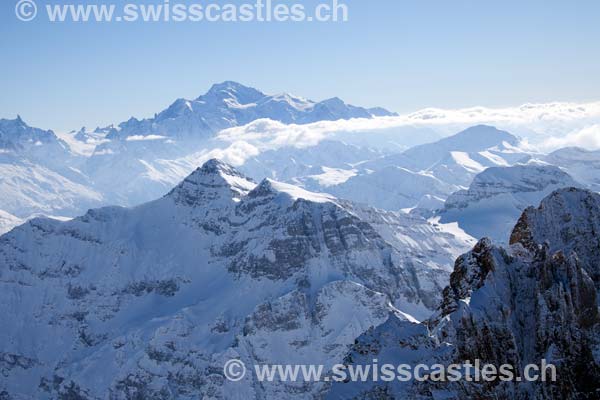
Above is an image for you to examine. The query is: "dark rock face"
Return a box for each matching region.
[437,188,600,399]
[329,188,600,400]
[445,243,599,399]
[510,187,600,291]
[438,237,501,318]
[224,198,384,281]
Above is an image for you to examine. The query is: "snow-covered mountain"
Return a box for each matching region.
[78,82,397,207]
[0,117,103,218]
[0,159,469,399]
[2,111,593,229]
[1,83,397,216]
[328,188,600,399]
[0,116,81,176]
[262,125,533,212]
[361,125,533,186]
[327,166,457,211]
[236,126,533,213]
[0,209,21,235]
[439,164,581,243]
[102,81,396,142]
[543,146,600,192]
[0,116,57,149]
[240,140,383,186]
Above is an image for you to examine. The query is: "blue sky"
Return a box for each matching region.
[1,0,600,131]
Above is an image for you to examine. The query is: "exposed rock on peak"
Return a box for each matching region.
[510,187,600,288]
[438,237,501,318]
[204,80,265,103]
[166,159,256,206]
[330,188,600,399]
[198,158,243,176]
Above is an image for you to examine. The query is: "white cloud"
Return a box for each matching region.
[216,101,600,153]
[125,134,168,142]
[204,141,261,166]
[541,124,600,151]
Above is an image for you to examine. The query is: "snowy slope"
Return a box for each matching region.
[543,146,600,192]
[0,118,103,218]
[237,126,530,213]
[362,125,524,168]
[292,125,535,212]
[327,188,600,399]
[439,164,581,243]
[0,209,21,235]
[327,166,458,211]
[0,116,61,151]
[240,140,382,185]
[0,160,469,399]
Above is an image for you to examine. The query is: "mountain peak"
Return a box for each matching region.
[441,164,581,243]
[510,187,600,258]
[203,81,265,103]
[101,82,396,141]
[0,116,28,129]
[166,159,256,206]
[450,125,519,147]
[208,80,249,91]
[198,158,239,176]
[320,96,345,105]
[0,117,59,150]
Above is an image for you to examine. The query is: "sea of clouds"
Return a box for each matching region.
[213,101,600,164]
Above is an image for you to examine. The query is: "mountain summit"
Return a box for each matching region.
[0,159,467,399]
[105,81,397,141]
[0,117,62,151]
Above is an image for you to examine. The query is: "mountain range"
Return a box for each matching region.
[0,160,470,399]
[93,81,397,142]
[1,82,600,399]
[1,83,597,229]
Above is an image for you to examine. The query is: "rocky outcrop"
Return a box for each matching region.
[329,188,600,400]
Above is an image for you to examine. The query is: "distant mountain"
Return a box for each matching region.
[2,108,594,237]
[0,159,469,399]
[404,124,521,163]
[361,125,532,185]
[0,116,78,174]
[0,117,103,218]
[276,125,533,212]
[78,82,396,207]
[0,116,59,150]
[543,146,600,191]
[102,81,397,141]
[0,209,21,234]
[439,164,581,242]
[240,140,383,185]
[328,188,600,399]
[327,166,457,211]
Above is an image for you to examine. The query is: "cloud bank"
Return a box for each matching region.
[216,101,600,154]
